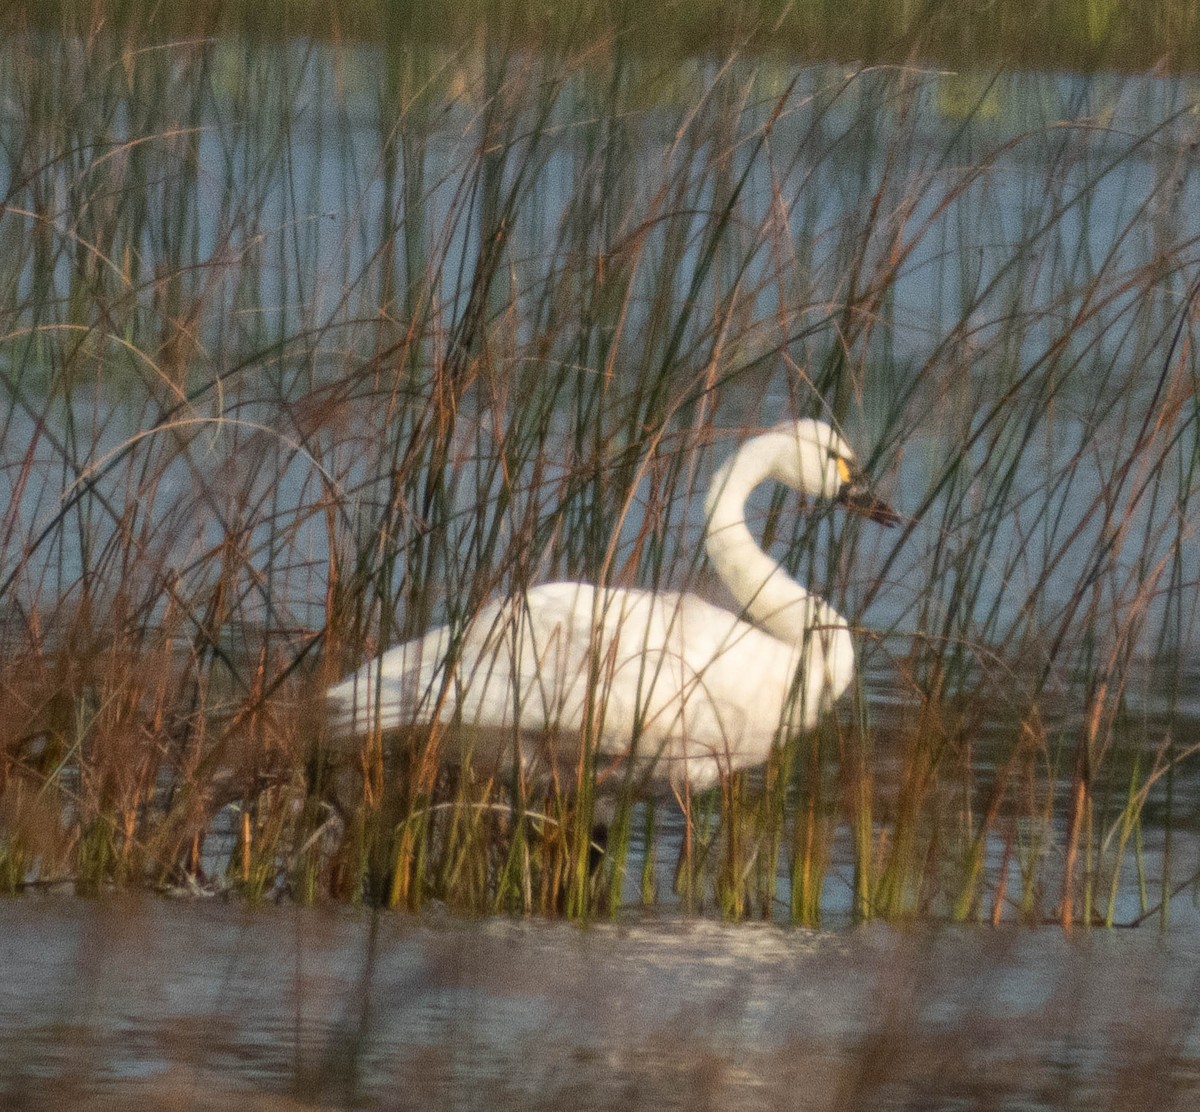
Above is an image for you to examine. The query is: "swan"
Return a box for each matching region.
[326,419,896,794]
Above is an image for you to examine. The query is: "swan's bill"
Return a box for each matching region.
[836,468,900,526]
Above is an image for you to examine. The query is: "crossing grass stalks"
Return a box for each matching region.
[17,1,1200,73]
[0,12,1198,925]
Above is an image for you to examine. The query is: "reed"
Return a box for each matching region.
[19,1,1200,73]
[0,10,1197,926]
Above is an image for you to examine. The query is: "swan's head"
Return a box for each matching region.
[769,419,899,525]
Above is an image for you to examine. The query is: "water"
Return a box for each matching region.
[3,44,1197,644]
[4,44,1197,642]
[2,16,1200,1052]
[1,896,1198,1110]
[1,38,1199,908]
[3,36,1200,1104]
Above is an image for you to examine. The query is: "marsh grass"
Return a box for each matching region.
[19,1,1200,73]
[1,12,1199,926]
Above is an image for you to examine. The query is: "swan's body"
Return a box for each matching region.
[327,419,894,792]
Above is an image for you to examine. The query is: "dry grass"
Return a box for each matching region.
[0,14,1198,924]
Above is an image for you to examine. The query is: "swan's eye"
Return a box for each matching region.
[835,457,852,484]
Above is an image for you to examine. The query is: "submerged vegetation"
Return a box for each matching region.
[0,10,1198,927]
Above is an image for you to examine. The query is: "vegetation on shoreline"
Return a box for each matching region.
[0,18,1198,927]
[17,0,1200,74]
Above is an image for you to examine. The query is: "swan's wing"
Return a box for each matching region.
[591,592,784,786]
[325,581,852,789]
[325,584,608,737]
[597,591,854,787]
[325,621,454,736]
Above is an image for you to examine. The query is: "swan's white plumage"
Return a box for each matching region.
[327,419,884,791]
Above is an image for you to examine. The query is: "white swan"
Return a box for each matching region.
[327,419,895,794]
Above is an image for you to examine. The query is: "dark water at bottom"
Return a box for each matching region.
[1,897,1198,1110]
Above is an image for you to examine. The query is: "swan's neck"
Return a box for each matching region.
[704,433,846,647]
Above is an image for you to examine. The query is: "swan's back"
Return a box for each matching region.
[327,581,854,790]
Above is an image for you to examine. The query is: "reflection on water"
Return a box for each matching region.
[1,896,1198,1110]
